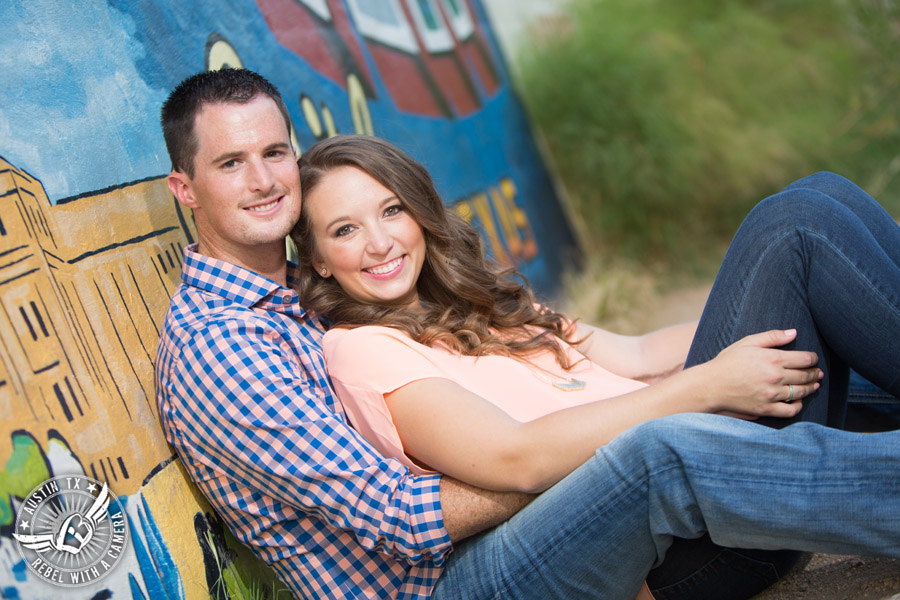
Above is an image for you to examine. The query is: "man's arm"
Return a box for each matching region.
[440,476,534,542]
[159,314,455,564]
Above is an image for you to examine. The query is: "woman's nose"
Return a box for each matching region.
[366,226,393,255]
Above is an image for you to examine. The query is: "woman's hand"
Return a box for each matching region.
[697,329,822,419]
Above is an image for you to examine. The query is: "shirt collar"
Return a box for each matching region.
[181,243,307,317]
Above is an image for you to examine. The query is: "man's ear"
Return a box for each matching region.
[168,171,198,209]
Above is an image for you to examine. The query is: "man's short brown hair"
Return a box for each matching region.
[160,68,292,178]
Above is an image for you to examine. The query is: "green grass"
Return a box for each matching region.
[202,527,293,600]
[515,0,900,273]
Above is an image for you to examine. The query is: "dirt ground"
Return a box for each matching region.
[753,554,900,600]
[646,283,900,600]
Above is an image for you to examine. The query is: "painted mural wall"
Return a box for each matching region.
[0,1,578,598]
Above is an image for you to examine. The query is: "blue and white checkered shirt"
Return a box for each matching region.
[155,244,452,599]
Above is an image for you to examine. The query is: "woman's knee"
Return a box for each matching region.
[785,171,854,194]
[744,186,841,234]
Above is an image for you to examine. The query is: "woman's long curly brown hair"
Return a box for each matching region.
[291,135,582,368]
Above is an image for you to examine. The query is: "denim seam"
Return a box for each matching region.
[487,461,682,599]
[723,227,797,347]
[801,228,900,322]
[802,228,900,393]
[728,224,900,359]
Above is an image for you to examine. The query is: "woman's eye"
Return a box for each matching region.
[335,225,353,237]
[384,205,403,217]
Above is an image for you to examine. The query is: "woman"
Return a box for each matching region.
[292,135,900,599]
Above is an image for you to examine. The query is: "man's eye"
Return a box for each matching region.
[221,160,237,169]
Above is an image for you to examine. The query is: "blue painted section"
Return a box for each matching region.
[0,0,577,294]
[122,495,185,600]
[129,573,148,600]
[10,559,27,582]
[1,586,21,599]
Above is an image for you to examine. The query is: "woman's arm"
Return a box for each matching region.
[386,329,821,494]
[574,321,698,383]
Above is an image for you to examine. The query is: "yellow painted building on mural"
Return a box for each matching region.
[0,156,194,498]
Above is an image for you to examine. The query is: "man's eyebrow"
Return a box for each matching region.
[209,150,243,165]
[265,141,292,153]
[209,142,291,166]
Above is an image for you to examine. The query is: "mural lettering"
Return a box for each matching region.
[453,177,539,266]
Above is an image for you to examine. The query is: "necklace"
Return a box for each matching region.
[551,378,587,392]
[525,362,587,392]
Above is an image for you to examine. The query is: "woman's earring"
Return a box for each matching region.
[320,267,327,276]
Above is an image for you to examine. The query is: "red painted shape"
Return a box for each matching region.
[255,0,374,93]
[459,34,499,95]
[256,0,501,117]
[366,44,445,117]
[420,52,479,116]
[460,0,499,94]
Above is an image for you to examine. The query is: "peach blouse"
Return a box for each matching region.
[323,325,648,474]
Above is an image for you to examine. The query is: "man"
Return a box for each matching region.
[156,68,900,600]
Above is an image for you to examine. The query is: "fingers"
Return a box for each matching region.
[779,350,819,369]
[784,383,796,403]
[780,379,820,401]
[736,329,819,368]
[737,328,798,349]
[786,366,824,386]
[753,380,817,421]
[780,359,824,404]
[737,330,818,365]
[763,397,804,419]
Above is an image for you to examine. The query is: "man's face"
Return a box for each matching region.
[168,95,301,270]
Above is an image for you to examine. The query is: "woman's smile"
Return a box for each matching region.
[364,255,407,278]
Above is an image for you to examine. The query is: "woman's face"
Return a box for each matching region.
[304,165,427,310]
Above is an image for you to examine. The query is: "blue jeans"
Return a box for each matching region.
[433,173,900,600]
[432,414,900,600]
[647,171,900,598]
[686,171,900,422]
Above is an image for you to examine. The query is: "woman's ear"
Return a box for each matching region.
[313,258,329,278]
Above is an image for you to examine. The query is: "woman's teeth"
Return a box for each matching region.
[365,257,403,274]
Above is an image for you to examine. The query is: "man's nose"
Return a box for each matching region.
[247,159,275,192]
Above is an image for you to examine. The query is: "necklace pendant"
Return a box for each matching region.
[552,378,586,392]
